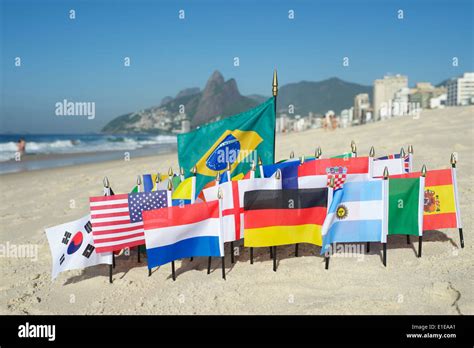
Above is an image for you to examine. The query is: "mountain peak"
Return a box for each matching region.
[191,71,256,126]
[208,70,225,84]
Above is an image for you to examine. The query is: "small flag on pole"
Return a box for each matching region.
[244,188,329,247]
[45,215,112,280]
[89,191,170,253]
[143,200,224,268]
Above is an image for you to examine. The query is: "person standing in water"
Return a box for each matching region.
[17,138,26,154]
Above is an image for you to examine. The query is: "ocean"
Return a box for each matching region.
[0,134,177,174]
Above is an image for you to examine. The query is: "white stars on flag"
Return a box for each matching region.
[128,191,168,223]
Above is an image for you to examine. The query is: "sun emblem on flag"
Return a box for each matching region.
[336,204,348,220]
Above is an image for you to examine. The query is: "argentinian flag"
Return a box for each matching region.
[320,180,389,254]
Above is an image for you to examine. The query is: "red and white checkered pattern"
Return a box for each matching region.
[327,174,347,190]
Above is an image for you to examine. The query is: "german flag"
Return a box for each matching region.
[392,168,462,230]
[243,188,329,247]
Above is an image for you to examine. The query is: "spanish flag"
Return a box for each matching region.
[243,188,329,247]
[392,168,462,230]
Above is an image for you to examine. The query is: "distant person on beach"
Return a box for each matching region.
[17,138,26,154]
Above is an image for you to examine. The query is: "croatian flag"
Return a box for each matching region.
[320,180,389,254]
[143,200,224,268]
[203,177,280,242]
[298,157,371,189]
[89,191,170,253]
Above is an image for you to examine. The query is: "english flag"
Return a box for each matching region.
[203,177,281,242]
[45,214,112,280]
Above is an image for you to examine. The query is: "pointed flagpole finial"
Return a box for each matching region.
[103,176,110,188]
[300,155,305,164]
[217,187,223,199]
[216,171,221,182]
[226,162,231,171]
[351,140,356,154]
[450,153,457,167]
[383,166,389,180]
[400,147,406,157]
[180,167,185,176]
[136,175,142,186]
[408,145,414,154]
[168,167,174,177]
[369,146,375,157]
[167,178,173,191]
[275,169,281,180]
[258,156,263,166]
[156,173,161,183]
[272,69,278,97]
[250,160,256,171]
[317,146,322,158]
[190,166,197,176]
[289,151,294,159]
[421,164,427,177]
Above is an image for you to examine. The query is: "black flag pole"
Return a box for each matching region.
[273,246,277,272]
[383,166,389,267]
[294,155,306,258]
[402,148,411,246]
[272,169,281,271]
[221,257,226,280]
[103,176,114,284]
[418,165,427,258]
[189,166,197,264]
[268,71,278,261]
[451,153,464,248]
[136,175,142,263]
[171,261,176,281]
[207,257,212,274]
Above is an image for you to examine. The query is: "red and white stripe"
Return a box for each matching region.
[89,194,145,253]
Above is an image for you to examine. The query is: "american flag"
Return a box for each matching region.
[376,154,411,173]
[89,191,169,253]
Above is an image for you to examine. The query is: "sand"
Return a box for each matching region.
[1,106,473,315]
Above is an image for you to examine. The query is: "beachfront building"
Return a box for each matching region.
[339,108,353,128]
[353,93,370,125]
[430,94,447,109]
[409,82,446,109]
[276,113,290,133]
[446,73,474,106]
[373,74,408,120]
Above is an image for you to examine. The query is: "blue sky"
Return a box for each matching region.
[1,0,472,133]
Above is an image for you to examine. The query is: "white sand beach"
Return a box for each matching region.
[0,106,472,315]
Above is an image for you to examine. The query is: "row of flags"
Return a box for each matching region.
[45,98,462,280]
[45,156,462,280]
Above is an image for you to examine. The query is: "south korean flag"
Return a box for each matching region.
[45,214,113,280]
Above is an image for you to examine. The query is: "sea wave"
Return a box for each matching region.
[0,135,177,162]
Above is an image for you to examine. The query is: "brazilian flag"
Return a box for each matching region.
[178,98,275,195]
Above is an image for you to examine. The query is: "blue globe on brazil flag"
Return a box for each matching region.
[67,231,83,255]
[206,133,241,171]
